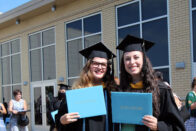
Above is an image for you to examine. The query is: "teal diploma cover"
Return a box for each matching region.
[111,92,152,125]
[66,85,106,118]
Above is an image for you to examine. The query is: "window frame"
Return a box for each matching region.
[115,0,170,83]
[28,27,57,82]
[65,12,102,85]
[190,0,196,78]
[0,38,22,100]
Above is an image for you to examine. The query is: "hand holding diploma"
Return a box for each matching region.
[142,115,158,131]
[60,112,80,124]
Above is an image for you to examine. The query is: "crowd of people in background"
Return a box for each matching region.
[1,35,196,131]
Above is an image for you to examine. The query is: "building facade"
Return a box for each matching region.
[0,0,194,130]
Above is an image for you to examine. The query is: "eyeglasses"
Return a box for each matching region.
[91,61,107,69]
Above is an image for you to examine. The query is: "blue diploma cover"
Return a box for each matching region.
[111,92,152,125]
[66,85,106,118]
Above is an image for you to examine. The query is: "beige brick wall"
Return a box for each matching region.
[56,22,66,82]
[169,0,191,98]
[20,33,30,102]
[102,3,117,75]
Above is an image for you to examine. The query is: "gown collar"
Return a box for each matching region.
[130,81,143,89]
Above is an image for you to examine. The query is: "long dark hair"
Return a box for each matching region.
[120,53,160,117]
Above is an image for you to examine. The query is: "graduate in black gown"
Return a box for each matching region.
[115,35,185,131]
[48,84,70,131]
[55,42,118,131]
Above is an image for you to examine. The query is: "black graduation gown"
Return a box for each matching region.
[114,82,185,131]
[48,97,63,131]
[157,82,185,131]
[55,88,113,131]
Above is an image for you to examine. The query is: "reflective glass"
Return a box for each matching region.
[12,55,21,84]
[68,78,77,87]
[143,18,168,67]
[43,46,56,80]
[43,28,55,46]
[30,49,42,82]
[67,39,83,77]
[29,33,41,49]
[1,43,10,56]
[2,86,11,104]
[11,39,20,54]
[193,0,196,7]
[118,25,140,43]
[13,85,21,92]
[84,14,101,35]
[117,2,139,26]
[2,57,11,85]
[66,20,82,39]
[34,87,42,125]
[193,11,196,62]
[84,34,101,48]
[45,86,54,125]
[142,0,167,20]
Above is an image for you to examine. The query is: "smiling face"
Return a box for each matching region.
[90,57,108,81]
[123,51,143,79]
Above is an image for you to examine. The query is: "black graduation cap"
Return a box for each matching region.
[79,42,116,59]
[58,84,70,90]
[116,35,154,52]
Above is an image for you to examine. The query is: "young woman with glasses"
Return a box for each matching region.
[56,42,118,131]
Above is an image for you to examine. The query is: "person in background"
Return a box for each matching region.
[185,77,196,130]
[116,35,185,131]
[56,42,118,131]
[48,84,70,131]
[0,102,7,131]
[3,98,8,123]
[8,89,28,131]
[154,71,190,122]
[154,71,183,109]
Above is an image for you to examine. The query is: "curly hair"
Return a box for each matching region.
[120,53,160,118]
[72,59,117,91]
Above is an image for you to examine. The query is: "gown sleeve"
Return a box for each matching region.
[157,82,185,131]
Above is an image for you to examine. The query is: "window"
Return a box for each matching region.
[192,0,196,62]
[1,39,21,102]
[116,0,169,82]
[66,13,101,85]
[193,0,196,8]
[29,28,56,82]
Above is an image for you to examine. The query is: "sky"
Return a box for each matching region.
[0,0,31,14]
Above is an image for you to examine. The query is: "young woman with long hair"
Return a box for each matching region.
[56,42,118,131]
[116,35,185,131]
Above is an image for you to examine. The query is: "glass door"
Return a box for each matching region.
[31,81,56,131]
